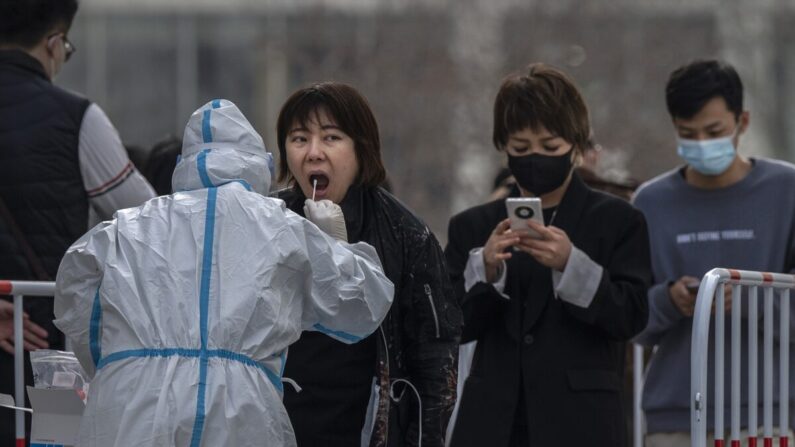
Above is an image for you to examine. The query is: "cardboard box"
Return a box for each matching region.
[0,387,84,447]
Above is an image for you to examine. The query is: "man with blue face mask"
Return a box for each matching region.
[633,60,795,446]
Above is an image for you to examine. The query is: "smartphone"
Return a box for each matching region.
[685,280,701,293]
[505,197,544,238]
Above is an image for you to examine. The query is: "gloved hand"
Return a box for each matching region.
[304,199,348,242]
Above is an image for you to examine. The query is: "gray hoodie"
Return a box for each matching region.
[633,158,795,433]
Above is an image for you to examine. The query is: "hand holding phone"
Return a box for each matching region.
[505,197,544,239]
[669,276,702,316]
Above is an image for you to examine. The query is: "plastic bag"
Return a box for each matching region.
[30,350,89,401]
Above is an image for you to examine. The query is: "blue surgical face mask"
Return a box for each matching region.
[676,131,738,176]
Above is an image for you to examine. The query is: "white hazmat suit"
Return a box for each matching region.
[54,99,394,446]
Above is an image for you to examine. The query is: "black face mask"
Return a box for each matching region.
[507,150,573,196]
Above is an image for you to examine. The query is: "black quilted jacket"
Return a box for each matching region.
[278,184,463,447]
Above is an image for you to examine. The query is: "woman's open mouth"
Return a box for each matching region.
[309,173,330,199]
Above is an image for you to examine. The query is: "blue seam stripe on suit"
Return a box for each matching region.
[85,103,284,447]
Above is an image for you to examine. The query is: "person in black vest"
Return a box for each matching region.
[0,0,154,443]
[444,63,651,447]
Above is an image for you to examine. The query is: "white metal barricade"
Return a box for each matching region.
[1,279,56,447]
[691,268,795,447]
[634,343,645,447]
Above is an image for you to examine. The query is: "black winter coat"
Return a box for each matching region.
[445,174,651,447]
[279,185,463,447]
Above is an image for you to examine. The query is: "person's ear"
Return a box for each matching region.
[738,110,750,135]
[570,144,582,166]
[45,34,58,56]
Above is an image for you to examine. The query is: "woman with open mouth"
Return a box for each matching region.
[275,82,463,447]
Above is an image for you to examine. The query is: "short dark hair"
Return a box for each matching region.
[665,60,744,120]
[276,82,386,187]
[492,167,513,191]
[493,63,591,153]
[145,136,182,196]
[0,0,79,48]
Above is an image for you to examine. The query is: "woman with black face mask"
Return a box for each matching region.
[444,63,652,447]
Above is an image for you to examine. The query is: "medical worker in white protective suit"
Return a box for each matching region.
[53,99,394,447]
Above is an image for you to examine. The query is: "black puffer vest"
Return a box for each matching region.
[0,50,90,281]
[0,49,91,445]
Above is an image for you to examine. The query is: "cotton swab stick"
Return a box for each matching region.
[312,179,317,201]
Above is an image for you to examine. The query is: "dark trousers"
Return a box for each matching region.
[0,350,33,447]
[508,384,529,447]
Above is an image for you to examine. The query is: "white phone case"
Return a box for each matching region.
[505,197,544,238]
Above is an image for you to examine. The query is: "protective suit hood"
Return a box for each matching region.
[172,99,274,195]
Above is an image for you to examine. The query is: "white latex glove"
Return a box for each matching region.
[304,199,348,242]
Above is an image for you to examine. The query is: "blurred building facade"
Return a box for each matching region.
[61,0,795,239]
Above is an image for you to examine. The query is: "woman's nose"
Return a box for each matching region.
[306,137,326,161]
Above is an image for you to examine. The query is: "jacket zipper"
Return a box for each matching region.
[379,326,389,371]
[423,284,440,338]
